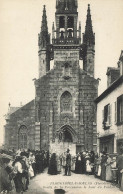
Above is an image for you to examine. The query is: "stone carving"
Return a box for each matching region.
[59,132,63,141]
[64,116,69,124]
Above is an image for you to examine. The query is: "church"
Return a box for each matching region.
[4,0,99,155]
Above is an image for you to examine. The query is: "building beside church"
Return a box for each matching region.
[4,0,99,155]
[96,50,123,154]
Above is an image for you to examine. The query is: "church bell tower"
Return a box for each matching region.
[52,0,81,65]
[55,0,79,40]
[38,1,95,78]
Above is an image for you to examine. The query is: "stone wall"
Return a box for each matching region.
[4,100,35,150]
[35,59,98,152]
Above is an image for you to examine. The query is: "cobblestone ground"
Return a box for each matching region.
[26,168,122,194]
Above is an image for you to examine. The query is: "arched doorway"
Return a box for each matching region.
[18,125,28,149]
[64,130,73,142]
[50,125,77,155]
[59,126,73,142]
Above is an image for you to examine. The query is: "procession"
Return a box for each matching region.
[0,147,123,193]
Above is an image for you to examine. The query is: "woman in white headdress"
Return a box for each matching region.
[85,153,91,174]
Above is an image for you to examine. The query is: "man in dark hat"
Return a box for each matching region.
[65,149,71,176]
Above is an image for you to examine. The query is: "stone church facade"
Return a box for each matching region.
[4,0,99,155]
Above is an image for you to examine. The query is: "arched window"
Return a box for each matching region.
[59,16,65,28]
[67,16,74,28]
[60,91,72,112]
[18,125,27,149]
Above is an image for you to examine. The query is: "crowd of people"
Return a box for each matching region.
[48,149,123,191]
[0,148,123,193]
[0,149,49,193]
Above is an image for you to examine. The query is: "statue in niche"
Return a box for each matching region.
[55,132,59,139]
[64,116,69,124]
[59,132,63,141]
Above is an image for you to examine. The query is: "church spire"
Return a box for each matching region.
[82,4,95,77]
[83,4,95,45]
[38,5,50,78]
[41,5,48,37]
[38,5,50,47]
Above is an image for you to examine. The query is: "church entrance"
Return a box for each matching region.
[50,125,76,156]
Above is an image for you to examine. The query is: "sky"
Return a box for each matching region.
[0,0,123,145]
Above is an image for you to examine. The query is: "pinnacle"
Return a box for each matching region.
[83,4,95,45]
[41,5,48,33]
[87,4,90,14]
[38,5,50,47]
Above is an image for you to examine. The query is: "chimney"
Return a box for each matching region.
[106,67,120,87]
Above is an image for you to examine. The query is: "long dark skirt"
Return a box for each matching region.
[75,160,82,174]
[48,163,57,175]
[48,153,58,175]
[14,173,23,193]
[101,164,106,181]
